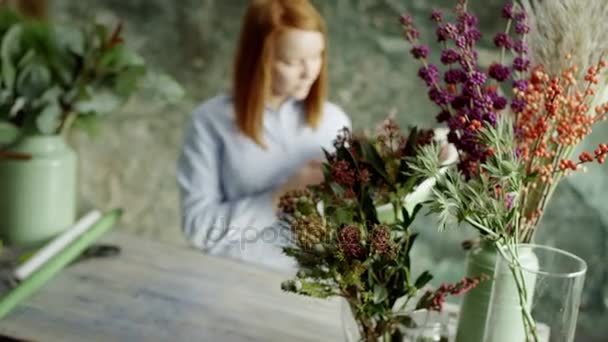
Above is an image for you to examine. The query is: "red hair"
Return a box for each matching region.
[232,0,328,146]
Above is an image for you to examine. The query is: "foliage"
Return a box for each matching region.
[0,8,183,140]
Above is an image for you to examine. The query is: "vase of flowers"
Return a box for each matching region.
[278,121,482,342]
[400,0,605,341]
[0,8,182,246]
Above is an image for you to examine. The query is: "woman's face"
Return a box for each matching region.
[271,28,325,101]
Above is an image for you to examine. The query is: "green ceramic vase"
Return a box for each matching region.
[455,241,538,342]
[0,134,77,247]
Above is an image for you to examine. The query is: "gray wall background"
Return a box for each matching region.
[50,1,607,340]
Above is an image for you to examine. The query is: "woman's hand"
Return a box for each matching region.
[272,159,325,210]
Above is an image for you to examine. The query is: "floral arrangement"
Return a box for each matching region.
[279,121,483,341]
[400,0,607,340]
[401,0,607,242]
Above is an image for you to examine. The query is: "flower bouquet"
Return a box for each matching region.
[279,122,482,341]
[401,0,607,341]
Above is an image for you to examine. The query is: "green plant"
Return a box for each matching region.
[279,121,482,341]
[0,8,182,140]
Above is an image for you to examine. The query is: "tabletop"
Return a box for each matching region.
[0,232,345,342]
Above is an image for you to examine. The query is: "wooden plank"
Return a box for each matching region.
[0,232,344,342]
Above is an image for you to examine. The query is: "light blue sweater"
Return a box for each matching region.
[177,94,351,272]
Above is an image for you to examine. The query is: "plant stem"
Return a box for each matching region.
[496,242,539,342]
[59,111,78,138]
[465,218,500,239]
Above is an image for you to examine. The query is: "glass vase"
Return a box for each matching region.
[484,244,587,342]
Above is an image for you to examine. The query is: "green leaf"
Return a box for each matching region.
[322,148,333,162]
[142,72,184,103]
[35,103,61,134]
[360,188,379,224]
[373,284,388,304]
[335,207,353,225]
[74,90,123,115]
[321,163,331,182]
[9,96,25,117]
[115,65,145,97]
[16,59,51,98]
[100,44,145,69]
[72,114,101,138]
[93,24,109,49]
[17,48,35,68]
[402,203,423,228]
[359,140,391,184]
[336,145,358,169]
[1,24,23,90]
[403,233,419,270]
[414,271,433,289]
[329,182,344,197]
[391,294,410,313]
[39,86,62,104]
[403,127,419,157]
[53,25,85,56]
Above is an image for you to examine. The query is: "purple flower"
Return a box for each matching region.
[473,95,493,113]
[485,112,497,126]
[451,95,469,110]
[444,69,467,84]
[515,22,529,35]
[502,3,515,19]
[458,51,478,71]
[515,145,523,157]
[371,225,394,257]
[429,88,454,106]
[488,63,511,81]
[513,40,528,54]
[436,25,450,42]
[511,98,527,113]
[338,226,365,259]
[513,79,528,92]
[505,193,516,210]
[440,49,460,64]
[430,9,443,22]
[448,115,464,131]
[459,12,479,26]
[436,110,451,123]
[461,81,477,97]
[515,13,529,34]
[492,96,507,110]
[410,45,430,59]
[418,64,439,86]
[513,57,530,71]
[470,71,487,85]
[400,14,413,26]
[455,35,468,49]
[467,28,482,42]
[407,28,421,41]
[493,32,512,49]
[467,107,484,121]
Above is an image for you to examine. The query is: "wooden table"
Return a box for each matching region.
[0,232,345,342]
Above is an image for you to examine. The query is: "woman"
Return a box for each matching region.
[177,0,350,272]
